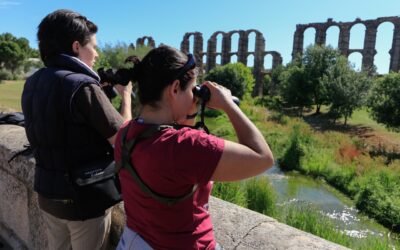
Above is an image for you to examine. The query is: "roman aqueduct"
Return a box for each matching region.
[134,16,400,95]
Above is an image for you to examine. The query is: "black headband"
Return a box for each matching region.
[173,54,196,80]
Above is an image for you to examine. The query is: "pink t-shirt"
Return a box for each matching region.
[114,120,225,250]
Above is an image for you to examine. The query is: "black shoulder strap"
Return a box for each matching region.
[8,144,32,165]
[117,123,198,206]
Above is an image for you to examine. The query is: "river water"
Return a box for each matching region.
[265,165,392,239]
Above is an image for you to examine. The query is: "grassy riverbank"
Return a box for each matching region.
[212,177,399,250]
[209,97,400,231]
[209,96,400,249]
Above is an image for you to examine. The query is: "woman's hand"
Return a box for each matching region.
[202,81,235,111]
[114,82,133,98]
[114,82,132,122]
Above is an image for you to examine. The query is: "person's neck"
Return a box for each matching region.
[138,104,174,125]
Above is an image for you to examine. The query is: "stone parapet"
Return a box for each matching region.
[0,125,348,249]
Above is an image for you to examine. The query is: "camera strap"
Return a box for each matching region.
[117,122,199,206]
[193,100,210,134]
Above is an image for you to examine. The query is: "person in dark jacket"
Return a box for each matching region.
[21,9,132,250]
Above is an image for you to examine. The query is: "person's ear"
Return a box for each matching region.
[171,79,180,95]
[72,41,80,55]
[166,79,180,103]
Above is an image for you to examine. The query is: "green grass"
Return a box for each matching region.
[212,176,277,217]
[346,108,400,141]
[346,108,382,128]
[0,80,24,111]
[279,204,400,250]
[310,106,400,143]
[244,176,277,217]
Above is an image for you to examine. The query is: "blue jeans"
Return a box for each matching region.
[117,226,153,250]
[117,226,223,250]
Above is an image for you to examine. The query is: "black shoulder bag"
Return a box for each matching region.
[59,72,121,215]
[70,159,122,214]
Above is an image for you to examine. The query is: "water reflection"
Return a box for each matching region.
[265,165,388,238]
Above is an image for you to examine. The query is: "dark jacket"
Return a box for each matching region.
[22,54,114,201]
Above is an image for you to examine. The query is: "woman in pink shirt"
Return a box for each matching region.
[114,45,274,250]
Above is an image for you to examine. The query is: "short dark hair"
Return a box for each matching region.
[37,9,98,64]
[131,45,198,107]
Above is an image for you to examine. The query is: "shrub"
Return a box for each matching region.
[205,63,254,99]
[355,171,400,231]
[267,111,289,125]
[254,95,283,110]
[279,125,309,171]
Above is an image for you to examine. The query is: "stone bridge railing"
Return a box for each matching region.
[0,125,348,250]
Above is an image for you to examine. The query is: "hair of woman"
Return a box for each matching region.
[129,45,198,107]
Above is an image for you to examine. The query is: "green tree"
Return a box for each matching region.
[0,33,35,76]
[94,43,151,70]
[368,72,400,131]
[277,46,341,114]
[0,40,25,74]
[205,62,254,99]
[323,56,371,125]
[269,64,285,96]
[15,37,31,55]
[279,60,313,113]
[303,45,341,114]
[28,48,40,58]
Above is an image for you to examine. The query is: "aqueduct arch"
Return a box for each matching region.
[180,32,204,70]
[292,16,400,72]
[180,29,281,95]
[136,36,156,48]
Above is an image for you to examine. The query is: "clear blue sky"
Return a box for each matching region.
[1,0,399,73]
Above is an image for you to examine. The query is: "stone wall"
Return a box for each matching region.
[0,125,348,250]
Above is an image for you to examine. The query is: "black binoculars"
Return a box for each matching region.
[97,68,131,86]
[192,85,240,105]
